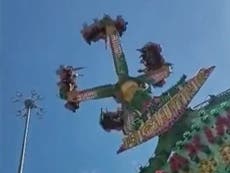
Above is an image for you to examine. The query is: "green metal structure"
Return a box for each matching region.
[55,15,229,172]
[140,89,230,173]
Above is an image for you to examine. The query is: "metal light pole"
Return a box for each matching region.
[13,90,44,173]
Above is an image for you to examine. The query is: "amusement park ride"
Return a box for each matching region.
[56,15,230,173]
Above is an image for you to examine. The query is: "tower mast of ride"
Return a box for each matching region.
[13,90,43,173]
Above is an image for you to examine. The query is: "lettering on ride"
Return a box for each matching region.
[119,69,212,152]
[77,91,96,101]
[139,119,158,139]
[110,34,122,58]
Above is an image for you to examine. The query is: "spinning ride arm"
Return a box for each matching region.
[136,64,172,87]
[67,84,116,103]
[56,65,117,112]
[105,24,129,80]
[135,42,173,87]
[81,15,129,80]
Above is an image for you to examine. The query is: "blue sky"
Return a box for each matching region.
[1,0,230,173]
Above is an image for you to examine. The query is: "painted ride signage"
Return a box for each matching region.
[68,90,98,102]
[117,66,215,153]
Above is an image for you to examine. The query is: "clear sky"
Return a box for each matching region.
[1,0,230,173]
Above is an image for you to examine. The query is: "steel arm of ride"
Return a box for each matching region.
[106,25,129,80]
[135,67,172,85]
[67,84,117,103]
